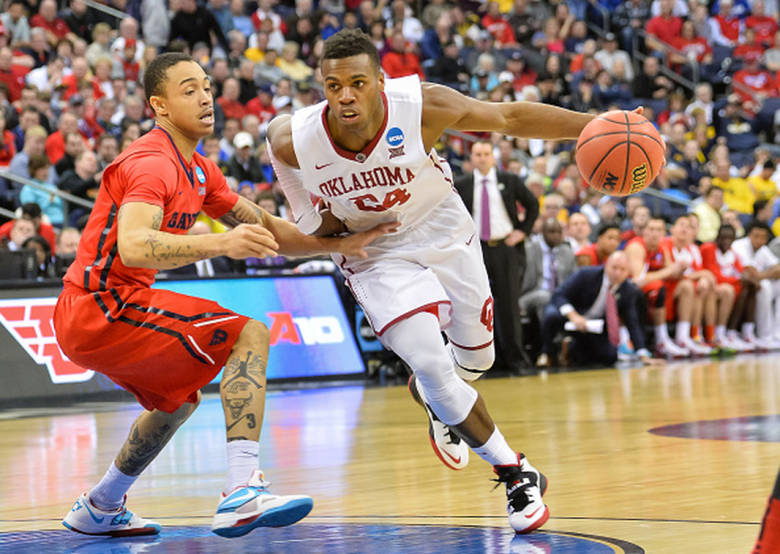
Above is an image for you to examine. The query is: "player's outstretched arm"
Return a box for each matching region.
[118,201,280,269]
[220,196,399,259]
[420,82,596,149]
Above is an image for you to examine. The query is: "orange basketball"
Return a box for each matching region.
[575,110,665,197]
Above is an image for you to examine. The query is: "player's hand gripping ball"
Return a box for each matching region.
[575,110,665,197]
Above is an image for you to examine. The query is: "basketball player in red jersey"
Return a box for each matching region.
[625,217,690,357]
[54,53,396,539]
[657,215,718,354]
[575,224,621,267]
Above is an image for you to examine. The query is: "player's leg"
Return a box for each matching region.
[212,319,313,538]
[644,283,687,357]
[383,312,549,534]
[674,280,711,354]
[752,463,780,554]
[62,398,200,537]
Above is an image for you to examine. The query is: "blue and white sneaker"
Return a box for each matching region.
[62,493,161,537]
[211,469,313,538]
[617,343,637,361]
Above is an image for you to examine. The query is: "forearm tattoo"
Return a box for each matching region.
[220,201,265,228]
[222,351,266,435]
[115,421,175,476]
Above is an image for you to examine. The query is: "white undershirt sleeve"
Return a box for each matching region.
[267,139,322,235]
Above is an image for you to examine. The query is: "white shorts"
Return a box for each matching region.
[335,192,494,350]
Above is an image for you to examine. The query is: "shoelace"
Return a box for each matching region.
[111,507,133,526]
[443,426,462,446]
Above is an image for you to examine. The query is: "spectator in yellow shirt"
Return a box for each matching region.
[748,160,779,201]
[712,158,755,214]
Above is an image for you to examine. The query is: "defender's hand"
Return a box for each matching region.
[223,224,280,259]
[338,221,400,259]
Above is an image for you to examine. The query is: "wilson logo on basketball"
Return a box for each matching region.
[0,298,94,384]
[630,164,648,194]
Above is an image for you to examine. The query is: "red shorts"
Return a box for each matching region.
[54,284,250,413]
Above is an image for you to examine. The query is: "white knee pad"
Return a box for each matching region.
[447,342,494,382]
[381,313,479,425]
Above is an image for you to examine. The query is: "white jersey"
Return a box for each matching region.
[290,75,454,233]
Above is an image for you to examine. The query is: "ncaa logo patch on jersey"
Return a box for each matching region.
[386,127,405,159]
[386,127,404,146]
[195,166,206,184]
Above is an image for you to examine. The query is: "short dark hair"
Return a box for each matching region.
[143,52,196,113]
[597,224,621,238]
[706,185,723,197]
[754,199,769,215]
[21,202,42,219]
[747,220,772,236]
[718,224,735,237]
[322,29,381,72]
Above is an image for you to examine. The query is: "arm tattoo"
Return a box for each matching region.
[219,201,265,228]
[115,421,175,476]
[150,208,163,231]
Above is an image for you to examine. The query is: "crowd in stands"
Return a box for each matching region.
[2,0,780,364]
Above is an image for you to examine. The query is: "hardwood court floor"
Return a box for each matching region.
[1,355,779,553]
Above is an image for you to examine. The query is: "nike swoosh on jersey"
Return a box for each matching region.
[315,163,333,170]
[466,233,476,246]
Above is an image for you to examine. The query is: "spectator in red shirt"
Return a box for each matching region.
[45,111,80,164]
[0,111,16,167]
[733,27,765,61]
[645,0,683,56]
[118,39,140,83]
[30,0,72,47]
[216,77,247,121]
[710,0,742,47]
[506,51,537,92]
[482,1,518,48]
[746,0,778,47]
[381,30,425,79]
[0,45,28,102]
[670,20,712,65]
[732,51,778,112]
[245,84,276,125]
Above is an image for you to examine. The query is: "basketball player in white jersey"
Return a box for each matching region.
[267,29,596,534]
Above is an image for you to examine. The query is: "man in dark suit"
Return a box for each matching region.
[539,252,659,367]
[455,140,539,372]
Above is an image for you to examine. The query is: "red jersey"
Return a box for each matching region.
[0,66,28,102]
[0,130,16,166]
[64,128,239,291]
[29,14,71,39]
[646,15,683,46]
[245,98,276,123]
[659,236,702,275]
[216,97,247,121]
[746,15,778,46]
[575,243,605,266]
[627,236,665,273]
[700,242,743,286]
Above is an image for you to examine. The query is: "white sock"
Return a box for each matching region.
[619,326,630,346]
[472,427,517,466]
[89,462,138,511]
[715,325,726,342]
[225,440,259,495]
[675,321,691,344]
[742,322,756,338]
[655,325,670,344]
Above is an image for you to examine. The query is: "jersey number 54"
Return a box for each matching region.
[351,188,411,212]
